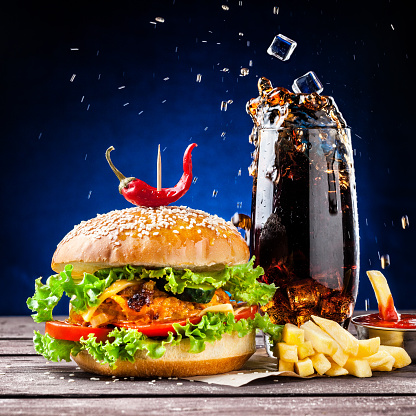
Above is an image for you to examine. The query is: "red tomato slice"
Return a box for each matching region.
[114,316,202,336]
[45,321,112,342]
[234,304,258,321]
[45,305,259,341]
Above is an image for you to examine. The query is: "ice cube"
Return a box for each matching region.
[286,279,320,311]
[261,292,296,325]
[292,71,323,94]
[320,293,354,323]
[261,264,294,289]
[267,34,297,61]
[296,307,318,326]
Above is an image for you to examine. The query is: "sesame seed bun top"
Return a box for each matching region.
[51,206,250,276]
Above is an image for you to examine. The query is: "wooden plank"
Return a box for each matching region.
[0,339,36,355]
[0,396,415,415]
[0,316,40,339]
[1,355,415,397]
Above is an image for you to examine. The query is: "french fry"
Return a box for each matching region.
[278,359,294,372]
[275,342,298,363]
[372,356,395,372]
[325,357,349,376]
[282,323,304,346]
[310,353,331,375]
[331,345,349,368]
[379,345,412,368]
[297,341,315,360]
[294,358,315,377]
[366,270,399,321]
[311,315,359,356]
[343,357,372,378]
[364,350,394,369]
[300,320,338,356]
[356,337,380,358]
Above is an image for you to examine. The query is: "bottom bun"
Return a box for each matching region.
[72,331,256,378]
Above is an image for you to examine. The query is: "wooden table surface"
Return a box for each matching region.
[1,314,415,415]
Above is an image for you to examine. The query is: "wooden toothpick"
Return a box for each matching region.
[157,144,162,191]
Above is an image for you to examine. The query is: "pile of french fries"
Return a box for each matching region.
[274,315,412,377]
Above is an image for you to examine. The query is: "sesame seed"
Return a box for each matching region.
[58,206,241,249]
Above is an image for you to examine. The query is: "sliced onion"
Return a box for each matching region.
[90,312,111,328]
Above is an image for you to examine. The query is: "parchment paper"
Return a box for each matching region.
[181,348,319,387]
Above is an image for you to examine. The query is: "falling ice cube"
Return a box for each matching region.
[267,34,297,61]
[292,71,323,94]
[401,215,410,229]
[381,254,391,269]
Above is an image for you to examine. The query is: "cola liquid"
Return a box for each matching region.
[247,78,359,328]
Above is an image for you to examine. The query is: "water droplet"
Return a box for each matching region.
[237,202,242,208]
[241,68,249,76]
[221,5,229,11]
[155,17,165,23]
[273,6,279,14]
[87,191,92,199]
[192,177,198,184]
[401,215,410,229]
[381,254,390,269]
[220,101,228,111]
[212,189,218,197]
[238,169,241,176]
[196,74,202,82]
[265,165,278,182]
[365,298,370,311]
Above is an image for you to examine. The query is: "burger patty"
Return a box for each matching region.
[69,279,231,327]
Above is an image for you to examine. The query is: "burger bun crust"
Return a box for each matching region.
[72,331,256,377]
[52,206,249,276]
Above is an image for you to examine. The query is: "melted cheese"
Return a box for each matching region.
[198,303,234,316]
[110,294,131,314]
[82,280,140,322]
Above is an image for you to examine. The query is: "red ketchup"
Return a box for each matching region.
[354,313,416,330]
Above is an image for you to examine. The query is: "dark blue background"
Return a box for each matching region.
[2,0,415,316]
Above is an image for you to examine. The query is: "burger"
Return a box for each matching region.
[27,205,280,377]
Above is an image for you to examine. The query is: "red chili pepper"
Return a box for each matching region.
[105,143,197,207]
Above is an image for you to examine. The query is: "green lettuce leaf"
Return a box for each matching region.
[33,331,80,362]
[27,258,275,323]
[32,312,283,368]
